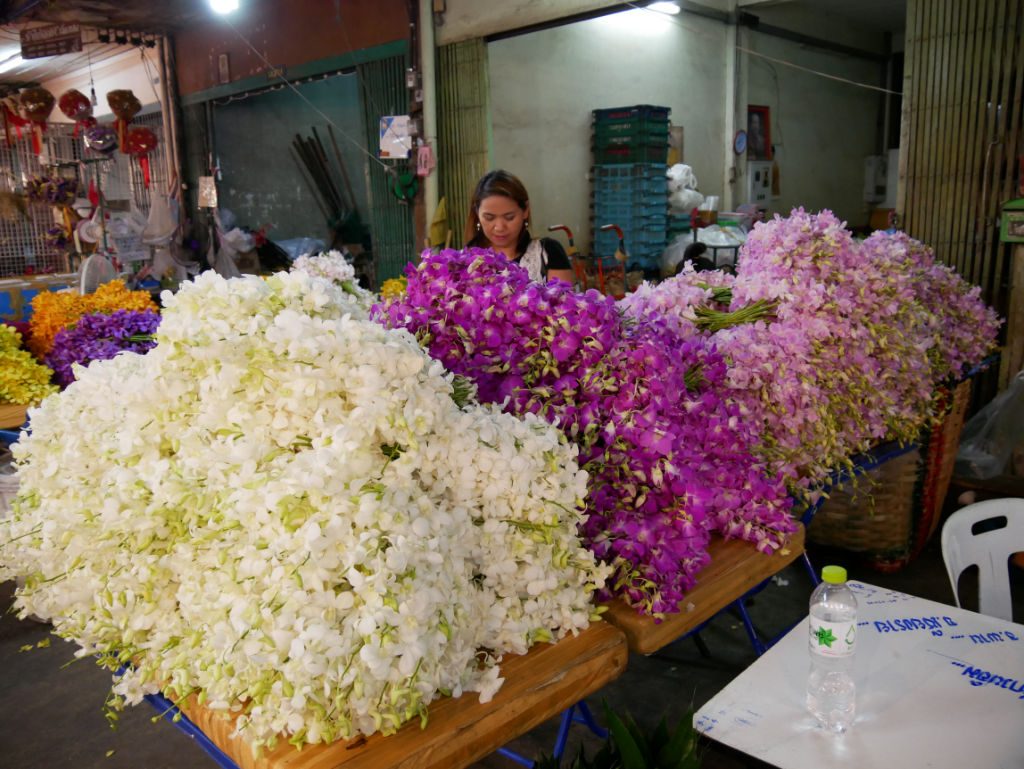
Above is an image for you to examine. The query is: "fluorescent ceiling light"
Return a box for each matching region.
[0,54,25,74]
[209,0,239,14]
[648,1,681,14]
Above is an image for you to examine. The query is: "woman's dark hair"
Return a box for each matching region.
[465,169,531,255]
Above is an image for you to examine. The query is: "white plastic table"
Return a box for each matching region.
[694,581,1024,769]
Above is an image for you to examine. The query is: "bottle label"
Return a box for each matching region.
[809,618,856,658]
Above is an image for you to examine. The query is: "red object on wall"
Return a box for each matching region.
[125,126,159,188]
[58,89,94,136]
[19,87,55,155]
[106,89,141,152]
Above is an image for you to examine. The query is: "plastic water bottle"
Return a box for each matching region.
[806,565,857,733]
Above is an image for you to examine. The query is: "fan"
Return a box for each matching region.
[79,252,117,294]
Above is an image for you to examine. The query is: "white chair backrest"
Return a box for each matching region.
[940,498,1024,622]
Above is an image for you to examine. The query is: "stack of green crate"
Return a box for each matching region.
[591,105,670,273]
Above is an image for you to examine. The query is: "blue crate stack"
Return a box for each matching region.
[591,105,670,273]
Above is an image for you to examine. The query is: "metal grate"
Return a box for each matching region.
[437,40,491,249]
[358,54,415,286]
[0,113,168,278]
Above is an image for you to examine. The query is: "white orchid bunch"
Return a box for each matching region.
[290,249,375,315]
[0,270,608,751]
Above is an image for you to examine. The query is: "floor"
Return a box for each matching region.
[1,514,1020,769]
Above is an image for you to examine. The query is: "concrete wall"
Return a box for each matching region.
[42,48,160,122]
[438,0,731,44]
[745,7,888,227]
[211,73,368,242]
[487,8,728,254]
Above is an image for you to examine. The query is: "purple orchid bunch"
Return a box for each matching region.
[376,248,795,615]
[45,309,161,387]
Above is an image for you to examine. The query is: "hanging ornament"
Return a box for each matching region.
[58,89,94,136]
[106,89,141,152]
[84,123,118,155]
[1,96,28,147]
[125,126,158,188]
[19,87,55,155]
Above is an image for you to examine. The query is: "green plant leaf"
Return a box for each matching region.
[623,711,654,765]
[650,716,670,754]
[605,708,648,769]
[657,711,700,768]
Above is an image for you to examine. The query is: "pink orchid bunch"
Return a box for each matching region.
[860,231,1000,382]
[622,210,999,495]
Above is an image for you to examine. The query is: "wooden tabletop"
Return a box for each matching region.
[0,403,27,429]
[602,523,806,655]
[175,620,628,769]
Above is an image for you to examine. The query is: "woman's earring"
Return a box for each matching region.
[476,221,481,231]
[525,220,530,229]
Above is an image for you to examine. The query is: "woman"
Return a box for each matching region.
[464,170,575,284]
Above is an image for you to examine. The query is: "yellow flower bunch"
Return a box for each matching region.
[380,276,407,301]
[0,324,57,406]
[28,280,158,359]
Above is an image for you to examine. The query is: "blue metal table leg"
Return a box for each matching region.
[552,704,576,759]
[144,690,241,769]
[497,698,606,766]
[733,597,769,657]
[496,745,536,767]
[572,700,607,739]
[802,551,820,585]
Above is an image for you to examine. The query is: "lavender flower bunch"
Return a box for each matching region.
[623,210,1000,498]
[46,310,161,387]
[377,249,795,614]
[860,231,1000,382]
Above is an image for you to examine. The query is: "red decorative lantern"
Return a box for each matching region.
[106,89,141,152]
[58,89,94,136]
[125,126,158,188]
[1,97,28,146]
[19,87,55,155]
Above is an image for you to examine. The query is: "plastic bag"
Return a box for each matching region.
[666,163,698,191]
[955,370,1024,479]
[696,225,746,247]
[660,235,691,276]
[276,237,326,261]
[670,187,704,213]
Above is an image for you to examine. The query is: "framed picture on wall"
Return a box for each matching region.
[747,105,772,160]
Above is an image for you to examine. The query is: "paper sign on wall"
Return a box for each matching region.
[198,176,218,209]
[379,115,413,160]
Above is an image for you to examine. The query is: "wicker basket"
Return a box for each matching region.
[808,379,973,570]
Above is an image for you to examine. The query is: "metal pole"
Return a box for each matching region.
[419,0,439,224]
[159,35,184,209]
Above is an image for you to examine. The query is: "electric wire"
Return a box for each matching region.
[216,14,393,173]
[622,1,903,96]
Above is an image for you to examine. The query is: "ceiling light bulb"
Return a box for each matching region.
[648,1,681,14]
[209,0,240,14]
[0,54,24,74]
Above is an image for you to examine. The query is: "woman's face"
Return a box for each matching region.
[477,194,528,251]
